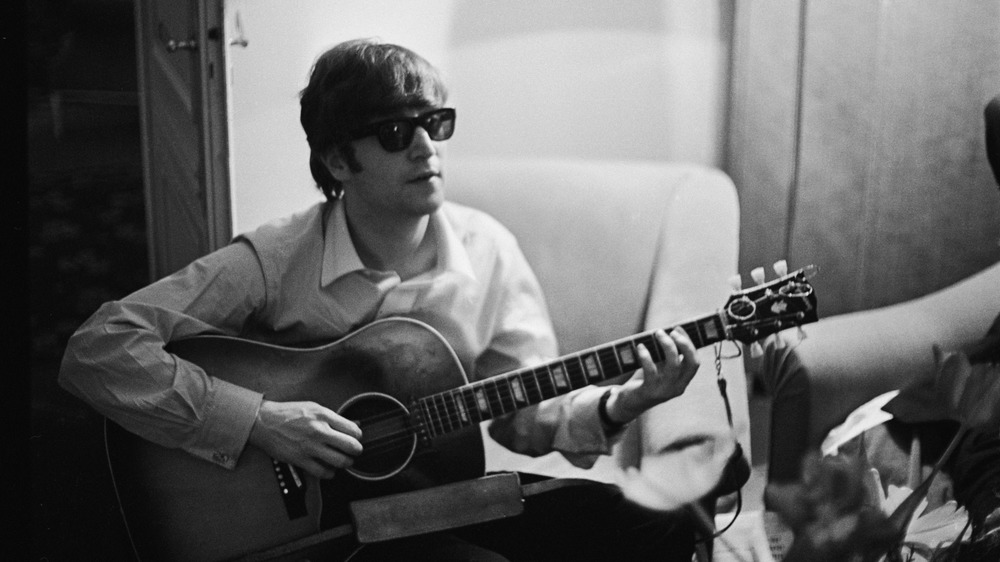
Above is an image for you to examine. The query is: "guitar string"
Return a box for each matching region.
[349,349,642,439]
[349,305,803,454]
[353,303,792,436]
[351,350,664,455]
[354,319,785,445]
[349,333,685,444]
[352,311,775,436]
[344,344,646,429]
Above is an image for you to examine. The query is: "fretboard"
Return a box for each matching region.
[414,311,728,439]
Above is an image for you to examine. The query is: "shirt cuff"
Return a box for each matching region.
[189,378,263,469]
[553,385,625,462]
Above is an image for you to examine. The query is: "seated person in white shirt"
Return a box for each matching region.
[59,38,703,561]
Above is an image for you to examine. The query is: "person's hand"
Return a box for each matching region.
[604,328,700,425]
[247,399,363,479]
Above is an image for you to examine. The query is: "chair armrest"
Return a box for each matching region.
[750,261,1000,484]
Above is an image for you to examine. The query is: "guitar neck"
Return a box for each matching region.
[414,311,728,439]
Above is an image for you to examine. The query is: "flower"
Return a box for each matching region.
[765,453,899,561]
[871,470,970,560]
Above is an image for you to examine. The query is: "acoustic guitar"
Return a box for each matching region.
[105,265,818,561]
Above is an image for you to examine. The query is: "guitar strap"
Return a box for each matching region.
[710,342,751,497]
[233,475,602,561]
[695,342,752,544]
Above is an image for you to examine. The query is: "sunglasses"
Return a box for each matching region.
[350,108,456,152]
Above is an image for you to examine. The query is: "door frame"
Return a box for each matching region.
[134,0,231,282]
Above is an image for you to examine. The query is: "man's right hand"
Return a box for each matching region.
[247,399,363,479]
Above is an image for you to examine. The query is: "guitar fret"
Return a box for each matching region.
[473,386,492,419]
[452,390,470,425]
[700,317,722,345]
[509,375,527,405]
[674,321,699,348]
[550,363,570,392]
[442,392,461,429]
[582,352,603,382]
[523,368,544,403]
[687,320,706,348]
[598,347,620,378]
[635,333,662,363]
[615,341,639,370]
[482,380,500,418]
[565,357,587,389]
[420,400,440,437]
[535,366,557,399]
[444,394,459,432]
[461,388,482,423]
[432,395,451,433]
[495,378,516,413]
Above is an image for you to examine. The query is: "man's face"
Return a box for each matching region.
[337,105,448,221]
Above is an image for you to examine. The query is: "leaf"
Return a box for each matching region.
[821,390,900,456]
[884,347,954,424]
[885,346,1000,430]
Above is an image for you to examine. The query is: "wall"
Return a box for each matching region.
[728,0,1000,316]
[223,0,732,234]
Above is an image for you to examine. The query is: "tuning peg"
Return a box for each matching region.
[750,267,766,285]
[728,274,742,292]
[749,341,764,358]
[773,259,788,277]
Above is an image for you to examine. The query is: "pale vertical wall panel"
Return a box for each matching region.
[790,0,1000,314]
[790,0,884,314]
[726,0,802,276]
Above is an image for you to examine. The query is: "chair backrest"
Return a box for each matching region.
[446,156,749,481]
[446,156,740,354]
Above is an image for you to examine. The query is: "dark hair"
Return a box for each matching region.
[299,38,449,200]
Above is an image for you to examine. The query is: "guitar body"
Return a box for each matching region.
[106,318,484,562]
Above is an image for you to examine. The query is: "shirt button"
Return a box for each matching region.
[213,452,231,464]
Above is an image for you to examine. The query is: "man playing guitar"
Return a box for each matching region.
[60,38,704,561]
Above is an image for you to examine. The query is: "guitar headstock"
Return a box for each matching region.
[723,261,819,345]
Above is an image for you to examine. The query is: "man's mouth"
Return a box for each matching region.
[408,171,440,183]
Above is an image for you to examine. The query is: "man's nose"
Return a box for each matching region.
[408,126,437,158]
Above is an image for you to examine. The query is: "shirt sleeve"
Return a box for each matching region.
[58,241,267,469]
[479,238,623,469]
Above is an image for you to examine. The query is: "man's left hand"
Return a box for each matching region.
[603,327,700,426]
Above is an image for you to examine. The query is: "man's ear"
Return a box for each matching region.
[321,148,352,182]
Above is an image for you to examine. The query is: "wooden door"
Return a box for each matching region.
[136,0,230,280]
[727,0,1000,317]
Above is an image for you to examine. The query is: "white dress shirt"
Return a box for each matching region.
[59,199,617,470]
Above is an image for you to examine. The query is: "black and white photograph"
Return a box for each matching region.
[22,1,1000,560]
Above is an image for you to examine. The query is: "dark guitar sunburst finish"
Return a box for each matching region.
[106,318,483,562]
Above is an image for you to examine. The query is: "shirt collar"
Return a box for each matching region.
[321,200,477,286]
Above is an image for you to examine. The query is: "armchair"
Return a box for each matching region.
[446,156,751,491]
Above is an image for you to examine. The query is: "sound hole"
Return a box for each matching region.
[339,392,417,481]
